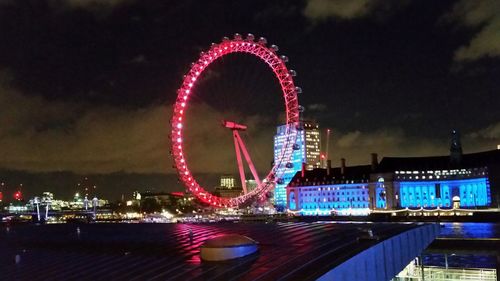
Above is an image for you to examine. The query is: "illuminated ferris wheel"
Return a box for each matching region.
[170,33,300,208]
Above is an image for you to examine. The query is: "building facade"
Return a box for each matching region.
[273,121,321,207]
[286,148,499,215]
[287,160,372,215]
[220,174,236,189]
[370,149,498,210]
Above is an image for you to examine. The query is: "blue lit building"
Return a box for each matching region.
[371,150,498,210]
[285,130,499,214]
[273,121,321,208]
[369,131,499,210]
[286,159,372,215]
[286,147,500,215]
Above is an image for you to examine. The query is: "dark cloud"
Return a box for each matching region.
[303,0,409,21]
[446,0,500,61]
[2,65,497,175]
[0,71,277,176]
[50,0,134,11]
[307,103,327,112]
[304,0,374,20]
[0,0,498,181]
[329,127,500,166]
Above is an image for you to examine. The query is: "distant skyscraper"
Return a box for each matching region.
[220,175,236,189]
[273,120,321,208]
[303,121,321,169]
[216,175,242,198]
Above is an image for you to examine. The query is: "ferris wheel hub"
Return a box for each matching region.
[222,120,247,131]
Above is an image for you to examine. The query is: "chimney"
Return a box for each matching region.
[301,162,306,178]
[326,160,332,176]
[340,158,346,175]
[371,153,378,171]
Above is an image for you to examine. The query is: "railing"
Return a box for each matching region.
[393,265,497,281]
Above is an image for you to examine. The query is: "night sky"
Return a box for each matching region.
[0,0,499,198]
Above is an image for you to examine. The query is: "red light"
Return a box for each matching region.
[14,191,22,201]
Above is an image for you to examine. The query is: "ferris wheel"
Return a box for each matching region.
[170,33,300,208]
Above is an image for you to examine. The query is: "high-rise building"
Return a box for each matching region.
[303,122,321,169]
[220,175,236,189]
[273,121,321,208]
[215,174,243,198]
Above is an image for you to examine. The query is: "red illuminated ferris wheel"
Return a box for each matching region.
[170,33,300,208]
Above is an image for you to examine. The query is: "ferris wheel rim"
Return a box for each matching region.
[170,33,300,208]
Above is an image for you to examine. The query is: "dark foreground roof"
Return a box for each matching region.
[377,149,500,172]
[0,222,420,280]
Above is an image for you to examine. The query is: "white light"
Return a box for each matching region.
[185,89,190,94]
[177,123,182,129]
[177,137,182,143]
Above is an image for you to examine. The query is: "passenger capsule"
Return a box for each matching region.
[280,55,289,63]
[234,33,242,40]
[295,87,302,94]
[246,33,255,41]
[289,69,297,76]
[270,44,279,52]
[258,37,267,45]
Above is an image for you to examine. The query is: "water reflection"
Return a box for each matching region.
[439,222,500,239]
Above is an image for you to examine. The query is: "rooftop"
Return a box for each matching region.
[376,149,500,172]
[1,222,423,280]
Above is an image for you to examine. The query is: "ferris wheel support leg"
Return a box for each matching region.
[233,131,248,194]
[235,133,262,187]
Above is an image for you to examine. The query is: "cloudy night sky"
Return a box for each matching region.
[0,0,499,199]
